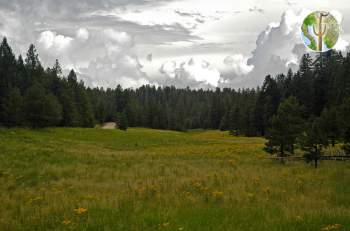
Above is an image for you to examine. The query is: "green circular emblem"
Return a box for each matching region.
[301,11,340,52]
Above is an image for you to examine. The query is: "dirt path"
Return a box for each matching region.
[101,122,116,129]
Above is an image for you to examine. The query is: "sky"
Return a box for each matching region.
[0,0,349,89]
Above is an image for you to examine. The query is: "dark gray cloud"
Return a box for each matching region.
[0,0,172,15]
[0,0,207,89]
[146,53,152,62]
[1,0,347,89]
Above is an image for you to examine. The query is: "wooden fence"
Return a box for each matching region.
[269,155,350,161]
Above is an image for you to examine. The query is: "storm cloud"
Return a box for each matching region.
[0,0,348,89]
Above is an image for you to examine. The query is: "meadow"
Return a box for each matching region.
[0,128,349,231]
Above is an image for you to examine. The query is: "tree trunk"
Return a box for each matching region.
[314,157,318,168]
[314,147,318,169]
[280,143,285,164]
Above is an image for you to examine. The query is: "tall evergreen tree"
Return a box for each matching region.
[299,118,329,168]
[59,87,80,127]
[265,97,305,160]
[319,107,341,147]
[0,87,23,127]
[25,44,41,72]
[340,97,350,154]
[0,37,17,125]
[23,83,62,128]
[116,111,128,131]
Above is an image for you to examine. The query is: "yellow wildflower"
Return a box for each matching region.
[211,191,224,200]
[74,207,88,215]
[62,219,72,225]
[322,224,342,231]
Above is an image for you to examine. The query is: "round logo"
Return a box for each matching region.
[301,11,340,52]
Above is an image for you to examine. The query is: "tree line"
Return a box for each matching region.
[262,52,350,165]
[0,37,258,132]
[1,37,350,158]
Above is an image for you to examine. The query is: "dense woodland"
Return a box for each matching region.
[1,37,350,157]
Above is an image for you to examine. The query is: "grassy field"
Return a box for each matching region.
[0,128,349,231]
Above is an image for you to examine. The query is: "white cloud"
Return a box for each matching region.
[218,9,309,87]
[34,27,148,89]
[330,10,349,51]
[37,31,73,52]
[219,9,349,88]
[334,37,349,51]
[76,29,148,89]
[223,54,253,76]
[79,54,149,88]
[160,61,177,78]
[103,29,132,46]
[160,57,221,88]
[76,28,89,41]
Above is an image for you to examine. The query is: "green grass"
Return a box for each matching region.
[0,128,349,230]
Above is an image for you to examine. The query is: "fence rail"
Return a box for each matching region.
[268,155,350,161]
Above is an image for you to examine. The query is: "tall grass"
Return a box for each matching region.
[0,128,349,230]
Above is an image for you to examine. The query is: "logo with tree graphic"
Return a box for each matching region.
[301,11,340,52]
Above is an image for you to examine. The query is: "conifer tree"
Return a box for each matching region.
[116,111,128,131]
[299,118,328,168]
[24,83,62,128]
[265,97,305,160]
[25,44,41,72]
[1,87,23,127]
[319,107,341,147]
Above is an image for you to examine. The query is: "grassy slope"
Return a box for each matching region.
[0,128,349,231]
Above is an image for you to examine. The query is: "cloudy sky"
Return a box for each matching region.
[0,0,349,89]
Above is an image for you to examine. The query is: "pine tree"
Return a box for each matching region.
[23,83,62,128]
[68,70,94,127]
[50,59,63,96]
[0,37,17,125]
[44,93,63,126]
[340,97,350,154]
[60,87,80,127]
[299,54,313,75]
[219,113,228,131]
[116,111,128,131]
[16,55,28,92]
[96,101,106,124]
[299,118,328,168]
[319,107,341,147]
[264,97,305,161]
[296,54,315,115]
[76,85,95,127]
[228,106,241,136]
[25,44,41,72]
[257,75,281,135]
[1,87,23,127]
